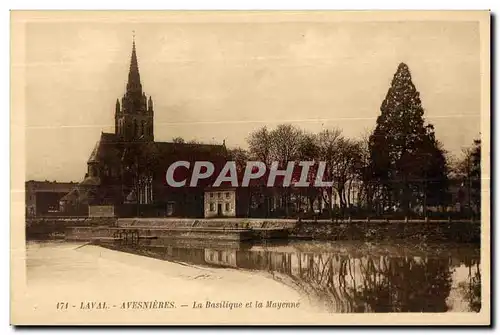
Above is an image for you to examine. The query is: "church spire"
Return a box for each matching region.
[116,33,154,142]
[126,33,142,95]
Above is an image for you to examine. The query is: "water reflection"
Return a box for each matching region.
[111,239,481,313]
[457,262,482,312]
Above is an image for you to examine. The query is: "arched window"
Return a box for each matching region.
[141,121,145,136]
[133,119,138,137]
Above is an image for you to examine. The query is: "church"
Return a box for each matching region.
[60,39,233,218]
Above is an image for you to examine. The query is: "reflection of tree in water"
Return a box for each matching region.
[120,242,479,313]
[237,251,359,312]
[458,260,481,312]
[238,251,455,313]
[291,254,361,313]
[349,257,453,312]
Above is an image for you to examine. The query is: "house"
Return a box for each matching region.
[204,187,237,218]
[25,180,78,217]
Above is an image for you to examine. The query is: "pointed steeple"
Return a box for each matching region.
[116,34,154,142]
[122,34,145,114]
[126,36,142,95]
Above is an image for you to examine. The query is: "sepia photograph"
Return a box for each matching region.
[10,10,490,325]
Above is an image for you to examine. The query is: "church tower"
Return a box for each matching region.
[115,37,154,142]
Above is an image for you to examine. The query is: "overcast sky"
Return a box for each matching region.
[23,18,481,182]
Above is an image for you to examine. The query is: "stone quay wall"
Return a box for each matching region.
[27,217,480,244]
[291,219,481,243]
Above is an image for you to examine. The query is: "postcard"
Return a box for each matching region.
[10,10,490,325]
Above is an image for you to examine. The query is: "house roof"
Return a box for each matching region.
[204,185,237,191]
[25,180,78,190]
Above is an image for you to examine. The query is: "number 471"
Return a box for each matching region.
[56,302,69,310]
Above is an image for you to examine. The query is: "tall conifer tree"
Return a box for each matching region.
[369,63,448,215]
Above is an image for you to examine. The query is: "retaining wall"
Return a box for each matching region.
[28,217,480,244]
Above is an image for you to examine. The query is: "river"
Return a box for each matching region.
[26,239,481,314]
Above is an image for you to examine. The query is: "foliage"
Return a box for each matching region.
[368,63,449,215]
[172,137,185,144]
[451,138,481,216]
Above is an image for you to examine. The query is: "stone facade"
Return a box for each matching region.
[204,188,236,218]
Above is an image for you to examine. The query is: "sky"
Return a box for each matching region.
[22,17,481,182]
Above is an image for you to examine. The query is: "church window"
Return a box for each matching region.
[133,119,138,137]
[141,121,145,136]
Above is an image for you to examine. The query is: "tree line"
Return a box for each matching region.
[222,62,481,219]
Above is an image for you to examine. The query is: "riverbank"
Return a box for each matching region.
[27,217,481,244]
[21,241,318,325]
[291,220,481,243]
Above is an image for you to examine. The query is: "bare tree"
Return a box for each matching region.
[247,126,275,216]
[247,126,273,165]
[247,124,305,217]
[269,124,303,217]
[228,147,249,174]
[269,124,303,165]
[356,130,375,213]
[297,131,321,213]
[331,138,363,216]
[316,128,342,217]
